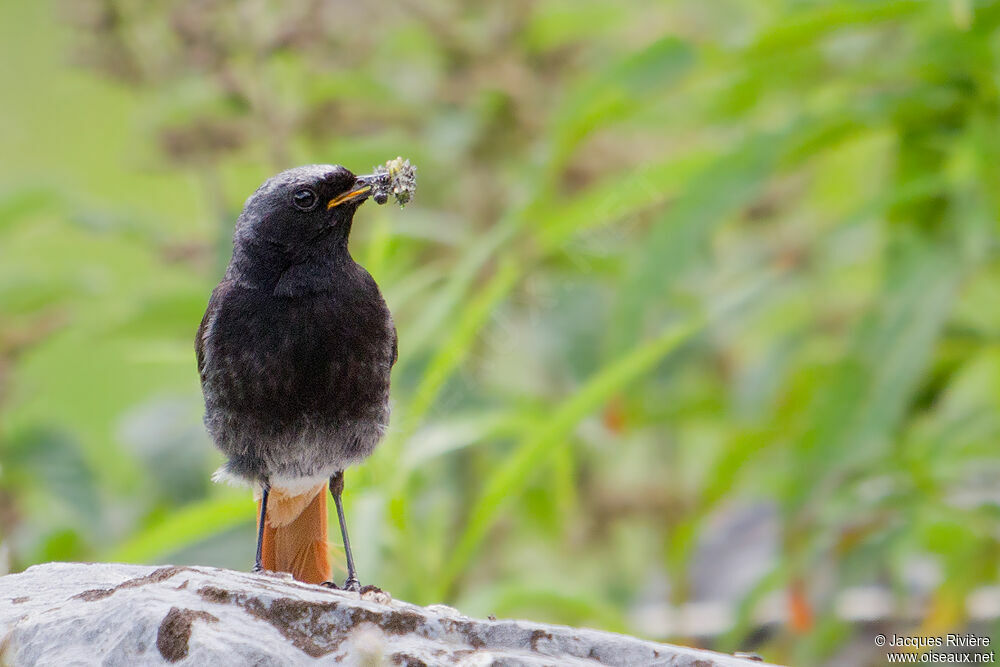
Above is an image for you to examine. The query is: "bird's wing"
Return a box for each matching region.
[391,324,398,368]
[195,279,234,380]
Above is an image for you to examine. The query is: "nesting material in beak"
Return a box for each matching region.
[368,157,417,208]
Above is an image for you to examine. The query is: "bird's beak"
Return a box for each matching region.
[327,176,374,209]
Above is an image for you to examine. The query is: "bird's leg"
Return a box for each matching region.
[252,481,269,573]
[330,471,361,592]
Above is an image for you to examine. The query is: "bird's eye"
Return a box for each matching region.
[292,189,318,210]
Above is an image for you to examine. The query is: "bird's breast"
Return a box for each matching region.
[203,284,394,427]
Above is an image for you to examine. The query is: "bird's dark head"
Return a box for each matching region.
[228,164,374,288]
[236,164,372,253]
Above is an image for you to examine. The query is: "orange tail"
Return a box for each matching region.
[256,484,330,584]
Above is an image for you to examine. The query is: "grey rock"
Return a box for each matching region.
[0,562,772,666]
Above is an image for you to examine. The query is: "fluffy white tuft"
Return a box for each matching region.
[211,467,252,488]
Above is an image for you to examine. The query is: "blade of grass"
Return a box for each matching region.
[437,317,702,598]
[747,0,923,58]
[552,36,696,169]
[536,151,716,251]
[379,260,521,471]
[381,261,523,598]
[399,37,697,367]
[395,219,522,372]
[784,239,961,512]
[399,409,537,472]
[107,493,249,564]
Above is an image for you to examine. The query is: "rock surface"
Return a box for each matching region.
[0,562,770,665]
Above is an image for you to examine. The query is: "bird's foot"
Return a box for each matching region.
[251,564,265,574]
[320,579,360,591]
[320,578,365,593]
[322,580,390,603]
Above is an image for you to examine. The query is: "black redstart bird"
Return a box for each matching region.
[196,160,414,589]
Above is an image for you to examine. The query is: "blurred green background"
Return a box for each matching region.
[2,0,1000,664]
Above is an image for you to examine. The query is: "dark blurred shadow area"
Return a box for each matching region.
[2,1,1000,664]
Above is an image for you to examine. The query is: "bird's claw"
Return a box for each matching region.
[321,578,362,593]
